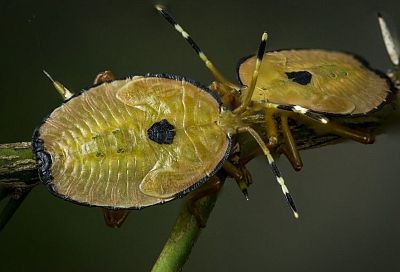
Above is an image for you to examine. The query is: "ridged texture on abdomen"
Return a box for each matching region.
[38,77,229,208]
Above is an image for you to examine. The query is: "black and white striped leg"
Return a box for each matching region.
[269,103,329,124]
[237,126,299,218]
[235,32,268,114]
[155,5,234,88]
[43,70,74,100]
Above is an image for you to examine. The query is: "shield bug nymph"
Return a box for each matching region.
[33,32,300,222]
[155,5,396,171]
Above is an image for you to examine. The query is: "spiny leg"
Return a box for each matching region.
[42,70,74,100]
[234,32,268,114]
[280,114,303,171]
[154,5,237,90]
[237,126,299,218]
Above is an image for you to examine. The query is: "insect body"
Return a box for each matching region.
[33,68,299,217]
[155,6,395,171]
[238,50,391,115]
[33,75,231,208]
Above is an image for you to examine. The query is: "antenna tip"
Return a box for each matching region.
[377,12,383,18]
[243,189,249,201]
[262,32,268,41]
[293,211,299,219]
[42,70,54,82]
[154,4,164,11]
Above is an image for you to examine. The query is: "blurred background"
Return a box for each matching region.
[0,0,400,271]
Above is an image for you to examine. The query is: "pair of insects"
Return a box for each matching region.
[32,6,396,226]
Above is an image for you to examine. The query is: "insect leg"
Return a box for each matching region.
[155,5,237,90]
[264,108,279,147]
[223,161,252,200]
[318,121,374,144]
[234,32,268,114]
[268,103,329,124]
[102,209,130,228]
[42,70,74,100]
[93,70,116,85]
[237,126,299,218]
[209,81,241,108]
[280,114,303,171]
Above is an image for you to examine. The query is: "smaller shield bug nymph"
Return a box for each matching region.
[155,6,396,171]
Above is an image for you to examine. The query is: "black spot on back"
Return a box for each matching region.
[286,71,312,85]
[147,119,176,144]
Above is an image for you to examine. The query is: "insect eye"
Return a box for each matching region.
[285,71,312,85]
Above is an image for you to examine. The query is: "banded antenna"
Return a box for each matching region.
[155,5,237,89]
[378,13,400,66]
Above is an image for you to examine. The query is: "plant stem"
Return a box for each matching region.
[151,179,222,272]
[0,142,38,185]
[0,142,38,232]
[0,107,393,268]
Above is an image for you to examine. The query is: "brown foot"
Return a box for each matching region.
[102,209,130,228]
[223,161,252,200]
[322,121,375,144]
[94,71,116,85]
[281,114,303,171]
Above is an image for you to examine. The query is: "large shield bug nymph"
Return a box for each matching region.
[33,70,300,218]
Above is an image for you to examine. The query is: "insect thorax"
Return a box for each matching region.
[217,110,248,136]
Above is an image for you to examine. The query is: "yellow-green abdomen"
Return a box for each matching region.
[33,76,230,208]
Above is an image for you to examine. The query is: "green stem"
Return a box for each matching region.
[0,142,38,185]
[151,184,220,272]
[0,142,38,232]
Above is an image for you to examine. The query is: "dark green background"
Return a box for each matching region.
[1,0,400,271]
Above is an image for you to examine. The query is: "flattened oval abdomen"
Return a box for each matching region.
[34,76,230,208]
[238,50,392,114]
